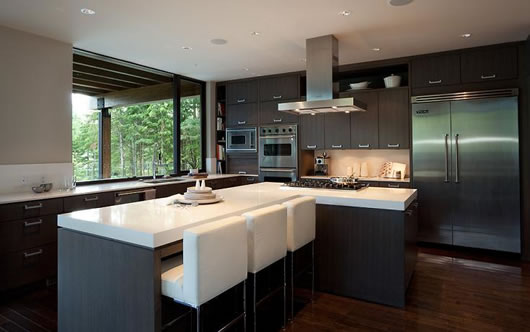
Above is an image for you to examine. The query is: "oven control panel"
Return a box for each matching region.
[260,124,297,136]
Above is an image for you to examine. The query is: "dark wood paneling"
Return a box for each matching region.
[240,176,259,185]
[226,80,258,105]
[461,46,518,83]
[154,183,188,198]
[349,90,379,149]
[324,113,351,149]
[411,54,461,88]
[0,215,57,254]
[227,154,259,175]
[226,103,258,127]
[259,99,299,125]
[259,75,299,102]
[0,199,63,223]
[378,87,410,149]
[63,192,115,213]
[379,182,411,189]
[300,114,325,150]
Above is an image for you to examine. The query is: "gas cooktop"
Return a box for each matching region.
[283,178,369,191]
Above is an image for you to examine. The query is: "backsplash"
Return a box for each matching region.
[314,150,410,177]
[0,163,73,194]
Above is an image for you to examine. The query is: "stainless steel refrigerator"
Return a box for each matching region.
[412,89,520,253]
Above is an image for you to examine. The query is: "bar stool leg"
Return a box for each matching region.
[311,241,315,302]
[196,305,201,332]
[290,252,294,321]
[253,273,257,332]
[283,256,287,328]
[243,280,247,332]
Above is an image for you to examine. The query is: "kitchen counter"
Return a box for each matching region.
[0,174,255,205]
[58,182,417,248]
[301,175,411,183]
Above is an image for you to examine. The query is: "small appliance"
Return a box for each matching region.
[314,152,330,176]
[226,128,257,152]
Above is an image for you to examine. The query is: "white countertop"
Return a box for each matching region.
[301,175,411,183]
[58,182,417,248]
[0,174,252,205]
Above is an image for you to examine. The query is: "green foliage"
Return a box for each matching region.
[180,96,202,171]
[72,111,99,181]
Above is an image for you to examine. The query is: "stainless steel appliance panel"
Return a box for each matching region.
[450,97,520,253]
[226,128,257,152]
[412,102,453,245]
[259,134,297,168]
[259,168,297,183]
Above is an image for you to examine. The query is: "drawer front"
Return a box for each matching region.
[155,183,187,199]
[0,215,57,254]
[241,176,258,185]
[227,81,258,105]
[63,192,115,212]
[0,198,63,222]
[461,47,518,83]
[227,155,259,175]
[0,243,57,291]
[380,182,411,189]
[259,75,299,101]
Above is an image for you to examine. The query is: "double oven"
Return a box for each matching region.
[258,124,298,182]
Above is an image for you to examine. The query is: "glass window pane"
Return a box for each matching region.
[72,93,99,181]
[180,80,202,172]
[110,100,174,178]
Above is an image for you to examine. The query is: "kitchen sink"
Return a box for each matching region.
[142,177,185,184]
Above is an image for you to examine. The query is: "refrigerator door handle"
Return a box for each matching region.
[444,134,449,183]
[454,134,460,183]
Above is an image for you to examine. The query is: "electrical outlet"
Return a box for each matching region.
[21,176,26,184]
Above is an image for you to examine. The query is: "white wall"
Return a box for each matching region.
[0,25,72,165]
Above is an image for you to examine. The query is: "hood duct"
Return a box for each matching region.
[278,35,366,115]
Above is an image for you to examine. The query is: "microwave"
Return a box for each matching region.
[226,128,257,152]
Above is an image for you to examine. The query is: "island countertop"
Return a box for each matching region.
[57,182,417,248]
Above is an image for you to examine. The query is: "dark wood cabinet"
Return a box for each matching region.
[324,113,351,149]
[226,80,258,105]
[226,102,258,127]
[461,46,518,83]
[259,75,299,101]
[0,215,57,254]
[155,183,188,198]
[411,54,461,88]
[259,99,299,125]
[300,114,325,150]
[378,88,410,149]
[227,154,259,175]
[0,198,63,222]
[349,91,379,149]
[240,176,258,185]
[379,182,411,189]
[63,192,115,213]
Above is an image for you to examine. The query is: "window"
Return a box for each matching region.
[110,100,174,178]
[72,93,99,181]
[179,79,203,172]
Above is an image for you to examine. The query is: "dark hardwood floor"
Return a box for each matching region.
[1,247,529,332]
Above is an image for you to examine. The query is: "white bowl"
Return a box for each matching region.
[349,81,370,90]
[384,75,401,88]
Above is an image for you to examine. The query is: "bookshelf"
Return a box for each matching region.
[216,84,226,174]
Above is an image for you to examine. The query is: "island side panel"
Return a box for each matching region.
[315,204,416,308]
[58,228,162,332]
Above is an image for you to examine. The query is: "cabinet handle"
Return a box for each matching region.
[24,219,43,227]
[247,177,255,181]
[24,249,43,258]
[387,144,400,148]
[24,203,42,210]
[481,74,496,80]
[272,95,282,100]
[273,119,282,123]
[238,171,247,174]
[455,134,460,183]
[444,134,449,183]
[428,80,442,84]
[84,196,99,202]
[358,144,370,148]
[237,98,246,103]
[331,145,343,149]
[387,183,400,188]
[404,210,413,216]
[237,121,247,125]
[413,202,419,208]
[306,145,317,149]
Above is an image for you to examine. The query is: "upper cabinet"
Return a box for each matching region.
[460,46,518,83]
[259,99,299,125]
[259,75,299,102]
[226,103,258,127]
[300,114,325,150]
[350,91,379,149]
[324,113,351,149]
[378,88,410,149]
[226,80,258,105]
[411,54,461,88]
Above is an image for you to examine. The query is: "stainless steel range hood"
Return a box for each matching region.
[278,35,366,115]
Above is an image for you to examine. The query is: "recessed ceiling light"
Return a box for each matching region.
[211,38,227,45]
[80,8,95,15]
[461,33,472,38]
[372,48,381,52]
[181,46,192,50]
[388,0,413,6]
[300,58,307,62]
[250,32,261,36]
[339,10,351,16]
[243,68,249,71]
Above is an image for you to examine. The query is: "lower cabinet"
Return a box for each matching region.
[64,192,115,212]
[227,154,259,175]
[155,183,188,199]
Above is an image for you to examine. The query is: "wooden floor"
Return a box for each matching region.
[1,247,529,332]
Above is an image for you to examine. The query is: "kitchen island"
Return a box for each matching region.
[57,182,417,332]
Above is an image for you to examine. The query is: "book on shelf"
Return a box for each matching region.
[216,144,226,161]
[216,117,225,131]
[217,102,225,116]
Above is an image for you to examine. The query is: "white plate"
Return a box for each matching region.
[346,87,373,91]
[172,194,223,205]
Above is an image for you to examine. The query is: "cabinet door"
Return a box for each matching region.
[411,54,460,88]
[378,88,410,149]
[300,114,325,150]
[324,113,351,149]
[226,80,258,104]
[259,75,299,102]
[63,192,115,213]
[461,47,518,83]
[226,103,258,127]
[350,91,379,149]
[259,99,299,125]
[227,154,258,175]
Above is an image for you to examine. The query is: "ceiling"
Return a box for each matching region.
[1,0,529,82]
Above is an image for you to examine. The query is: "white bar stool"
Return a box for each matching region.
[282,196,316,320]
[242,204,287,332]
[161,216,248,332]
